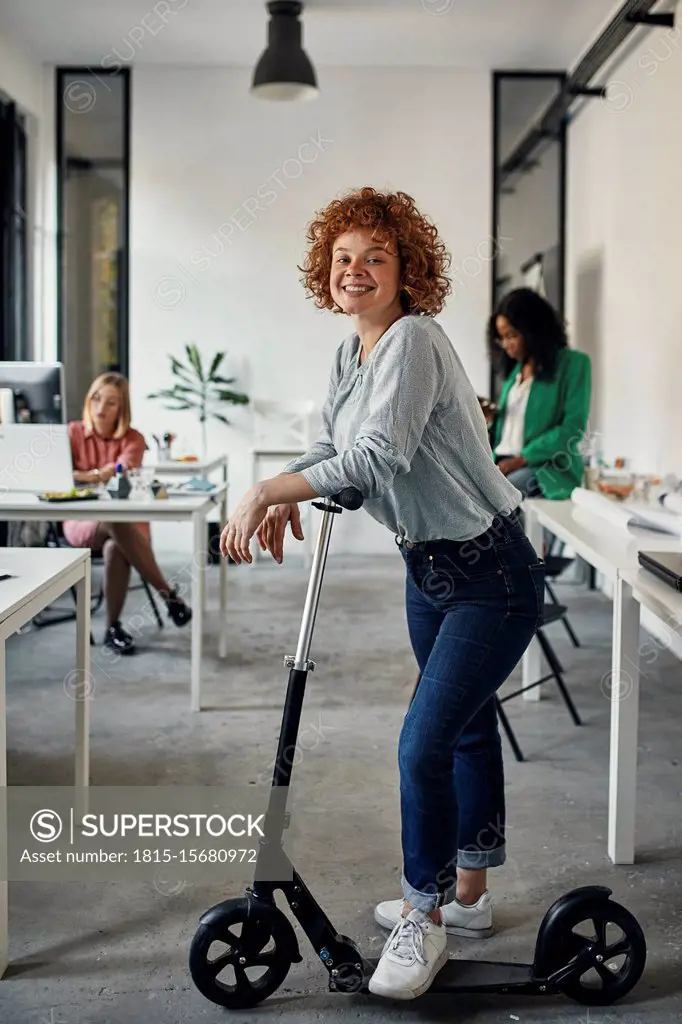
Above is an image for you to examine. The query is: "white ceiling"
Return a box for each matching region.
[0,0,622,70]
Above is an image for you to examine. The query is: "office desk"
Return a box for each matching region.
[0,488,228,712]
[0,547,91,979]
[147,453,228,486]
[250,447,313,567]
[523,498,682,864]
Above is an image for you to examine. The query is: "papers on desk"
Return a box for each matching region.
[661,491,682,516]
[165,478,216,495]
[571,487,682,537]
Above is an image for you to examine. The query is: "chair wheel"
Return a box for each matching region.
[189,897,292,1009]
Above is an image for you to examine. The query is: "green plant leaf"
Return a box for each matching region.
[170,357,196,382]
[186,343,204,382]
[208,352,225,379]
[212,412,232,425]
[213,389,250,405]
[165,384,202,397]
[211,374,237,385]
[146,388,185,401]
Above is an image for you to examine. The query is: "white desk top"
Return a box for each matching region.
[145,455,227,475]
[0,484,226,520]
[525,498,682,580]
[620,566,682,624]
[0,547,89,625]
[251,446,304,456]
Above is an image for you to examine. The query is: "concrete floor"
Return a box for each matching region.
[2,551,682,1023]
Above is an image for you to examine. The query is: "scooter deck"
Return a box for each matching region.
[364,957,536,994]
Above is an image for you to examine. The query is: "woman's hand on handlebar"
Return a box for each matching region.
[257,503,304,564]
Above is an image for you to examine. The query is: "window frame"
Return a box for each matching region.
[0,97,29,362]
[55,66,131,379]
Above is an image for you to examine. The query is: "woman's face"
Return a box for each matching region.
[496,315,526,362]
[90,384,120,436]
[329,227,402,319]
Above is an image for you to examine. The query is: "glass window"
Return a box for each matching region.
[56,69,130,419]
[490,72,566,396]
[0,99,28,361]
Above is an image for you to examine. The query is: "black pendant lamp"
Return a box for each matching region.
[251,1,319,102]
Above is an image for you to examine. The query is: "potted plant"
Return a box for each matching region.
[147,343,250,460]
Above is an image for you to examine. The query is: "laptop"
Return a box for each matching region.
[0,423,74,494]
[638,551,682,593]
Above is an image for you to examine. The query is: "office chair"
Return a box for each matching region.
[408,604,581,764]
[34,522,164,636]
[495,602,582,762]
[543,554,581,647]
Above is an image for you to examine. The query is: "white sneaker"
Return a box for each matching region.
[368,908,449,1001]
[374,890,493,939]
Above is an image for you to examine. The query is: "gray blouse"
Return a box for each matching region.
[282,314,522,543]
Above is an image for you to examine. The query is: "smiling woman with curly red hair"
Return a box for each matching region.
[300,186,451,316]
[219,187,545,1001]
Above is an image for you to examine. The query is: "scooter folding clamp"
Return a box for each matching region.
[283,655,315,671]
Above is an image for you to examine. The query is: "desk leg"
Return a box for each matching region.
[608,574,641,865]
[522,504,544,701]
[219,491,228,660]
[191,512,205,712]
[251,453,260,564]
[0,641,7,978]
[74,566,91,824]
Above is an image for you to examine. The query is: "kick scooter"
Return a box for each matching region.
[189,487,646,1009]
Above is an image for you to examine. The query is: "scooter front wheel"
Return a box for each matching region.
[546,898,646,1006]
[189,897,292,1009]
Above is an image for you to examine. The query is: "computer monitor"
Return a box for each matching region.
[0,362,65,424]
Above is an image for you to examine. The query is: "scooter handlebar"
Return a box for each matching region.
[330,487,364,510]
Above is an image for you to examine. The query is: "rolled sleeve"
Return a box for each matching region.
[116,429,148,470]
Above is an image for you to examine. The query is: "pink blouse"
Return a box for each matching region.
[68,420,147,473]
[63,421,150,549]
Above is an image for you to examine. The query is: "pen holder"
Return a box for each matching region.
[156,445,172,463]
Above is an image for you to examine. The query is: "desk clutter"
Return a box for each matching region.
[571,486,682,538]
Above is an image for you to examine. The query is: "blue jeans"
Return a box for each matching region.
[505,466,543,498]
[396,509,544,912]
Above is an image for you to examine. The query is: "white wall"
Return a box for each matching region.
[130,66,493,556]
[566,23,682,477]
[567,23,682,657]
[0,33,56,362]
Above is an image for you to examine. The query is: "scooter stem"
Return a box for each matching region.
[292,497,339,670]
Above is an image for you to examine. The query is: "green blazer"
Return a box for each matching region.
[491,348,592,500]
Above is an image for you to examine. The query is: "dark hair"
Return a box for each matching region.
[487,288,567,380]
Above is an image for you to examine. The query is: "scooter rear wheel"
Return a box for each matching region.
[189,898,292,1009]
[546,898,646,1005]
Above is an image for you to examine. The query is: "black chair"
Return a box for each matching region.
[543,553,581,648]
[495,602,582,763]
[33,522,164,637]
[408,602,581,764]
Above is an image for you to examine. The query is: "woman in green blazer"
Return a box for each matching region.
[486,289,591,501]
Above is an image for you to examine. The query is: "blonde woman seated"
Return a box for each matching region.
[63,372,191,655]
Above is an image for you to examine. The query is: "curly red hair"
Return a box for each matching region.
[299,187,451,316]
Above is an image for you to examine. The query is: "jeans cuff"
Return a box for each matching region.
[457,844,506,869]
[401,872,448,913]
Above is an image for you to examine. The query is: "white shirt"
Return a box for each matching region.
[495,373,533,457]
